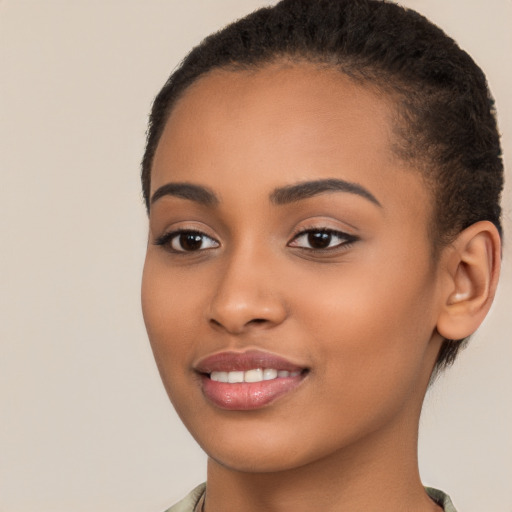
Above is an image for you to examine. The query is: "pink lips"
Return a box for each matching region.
[195,350,308,411]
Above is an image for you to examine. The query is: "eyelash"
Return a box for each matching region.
[288,228,358,252]
[153,230,220,253]
[153,228,358,254]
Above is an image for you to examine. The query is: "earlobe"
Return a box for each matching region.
[436,221,501,341]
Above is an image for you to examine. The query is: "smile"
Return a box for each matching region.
[195,350,308,410]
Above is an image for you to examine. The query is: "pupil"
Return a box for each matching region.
[308,231,331,249]
[180,233,202,251]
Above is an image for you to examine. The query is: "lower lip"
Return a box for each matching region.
[200,373,305,410]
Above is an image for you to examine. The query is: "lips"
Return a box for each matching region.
[194,350,308,410]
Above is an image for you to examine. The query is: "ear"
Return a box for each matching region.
[436,221,501,340]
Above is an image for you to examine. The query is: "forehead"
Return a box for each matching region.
[158,63,396,177]
[151,62,429,223]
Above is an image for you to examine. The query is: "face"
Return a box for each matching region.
[142,63,445,473]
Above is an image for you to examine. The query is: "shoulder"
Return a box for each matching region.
[163,483,206,512]
[164,484,456,512]
[425,487,458,512]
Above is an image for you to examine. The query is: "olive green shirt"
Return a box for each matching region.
[165,483,458,511]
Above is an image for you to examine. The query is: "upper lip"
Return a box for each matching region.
[194,349,307,374]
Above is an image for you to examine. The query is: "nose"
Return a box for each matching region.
[207,248,288,334]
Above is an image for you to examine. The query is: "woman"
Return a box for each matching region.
[140,1,503,510]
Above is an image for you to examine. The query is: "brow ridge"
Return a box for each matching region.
[270,178,382,207]
[150,182,219,206]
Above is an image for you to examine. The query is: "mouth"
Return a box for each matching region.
[194,350,309,411]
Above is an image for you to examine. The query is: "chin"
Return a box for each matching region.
[186,417,312,473]
[191,416,358,476]
[207,444,310,474]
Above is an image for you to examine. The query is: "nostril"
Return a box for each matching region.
[208,316,268,333]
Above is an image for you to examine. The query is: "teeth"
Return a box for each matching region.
[210,368,301,383]
[227,371,244,383]
[244,368,263,383]
[263,368,278,380]
[210,371,228,383]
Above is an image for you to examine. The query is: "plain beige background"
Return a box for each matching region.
[0,1,510,511]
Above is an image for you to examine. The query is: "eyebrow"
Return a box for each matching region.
[270,178,382,207]
[150,182,219,207]
[150,178,381,209]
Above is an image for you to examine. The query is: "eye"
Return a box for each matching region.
[288,229,357,250]
[154,230,220,253]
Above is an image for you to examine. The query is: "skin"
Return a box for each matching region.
[142,63,474,512]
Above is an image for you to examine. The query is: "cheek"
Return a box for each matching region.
[141,258,193,374]
[141,259,205,431]
[142,253,204,336]
[290,252,438,405]
[141,255,220,409]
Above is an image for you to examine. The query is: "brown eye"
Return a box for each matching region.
[175,233,204,251]
[153,230,219,252]
[171,231,219,252]
[288,229,357,251]
[307,231,332,249]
